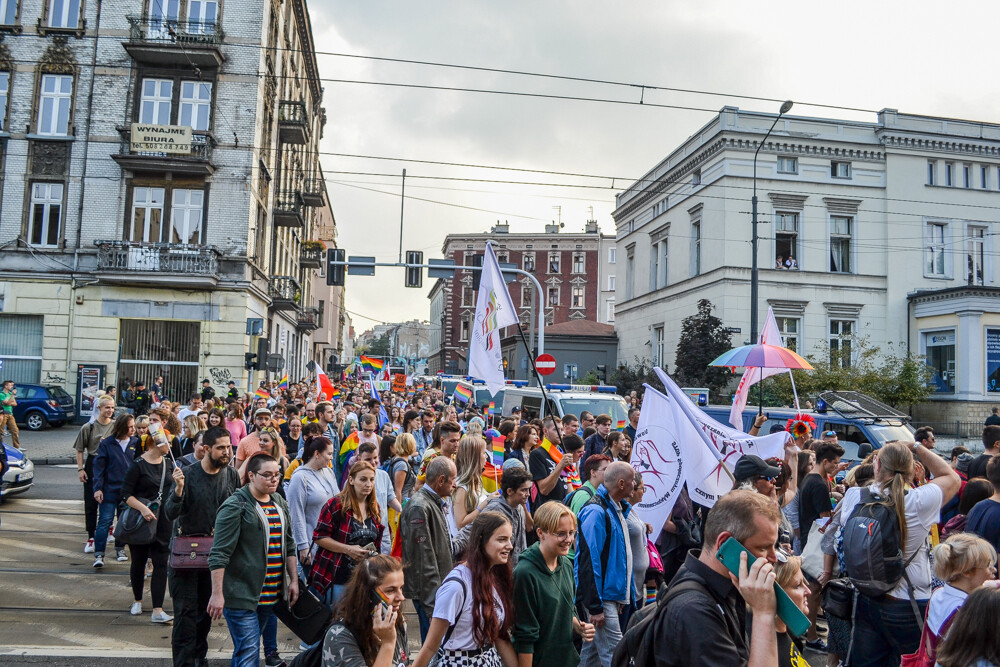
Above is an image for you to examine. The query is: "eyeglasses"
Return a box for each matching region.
[362,428,376,434]
[776,548,790,563]
[252,471,282,481]
[550,531,577,541]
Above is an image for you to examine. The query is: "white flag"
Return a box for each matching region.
[629,385,719,531]
[468,243,518,396]
[729,306,785,429]
[654,367,789,507]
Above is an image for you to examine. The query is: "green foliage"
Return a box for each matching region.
[766,337,935,410]
[609,357,661,396]
[580,370,602,385]
[362,335,391,357]
[673,299,733,399]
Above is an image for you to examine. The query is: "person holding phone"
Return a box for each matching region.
[322,554,408,667]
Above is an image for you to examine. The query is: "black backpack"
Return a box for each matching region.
[610,579,707,667]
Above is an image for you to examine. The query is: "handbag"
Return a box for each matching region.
[800,520,839,580]
[646,539,664,573]
[169,534,213,570]
[113,461,167,546]
[272,578,333,645]
[821,578,855,620]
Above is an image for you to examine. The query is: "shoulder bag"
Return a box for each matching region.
[114,460,167,546]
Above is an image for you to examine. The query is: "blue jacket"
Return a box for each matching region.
[413,427,434,457]
[91,435,139,503]
[575,484,636,615]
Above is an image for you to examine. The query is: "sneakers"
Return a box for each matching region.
[150,610,174,624]
[116,549,128,562]
[84,539,95,554]
[130,602,142,616]
[93,555,104,569]
[805,638,828,652]
[264,652,286,667]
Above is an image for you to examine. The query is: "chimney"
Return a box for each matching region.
[492,222,509,234]
[585,220,598,234]
[545,224,561,234]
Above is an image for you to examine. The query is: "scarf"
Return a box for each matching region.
[539,438,581,491]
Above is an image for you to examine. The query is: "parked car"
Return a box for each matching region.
[12,384,75,431]
[2,442,34,497]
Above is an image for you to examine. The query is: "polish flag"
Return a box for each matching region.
[316,366,335,401]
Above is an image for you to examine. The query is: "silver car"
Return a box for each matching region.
[2,442,34,497]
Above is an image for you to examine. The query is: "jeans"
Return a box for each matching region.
[412,600,432,643]
[849,594,927,667]
[83,457,98,538]
[94,499,122,555]
[223,605,278,667]
[579,601,630,667]
[170,568,212,666]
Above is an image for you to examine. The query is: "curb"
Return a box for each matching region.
[33,456,75,466]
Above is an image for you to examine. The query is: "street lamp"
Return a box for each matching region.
[750,100,794,344]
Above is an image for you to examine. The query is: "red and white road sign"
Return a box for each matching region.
[535,353,557,375]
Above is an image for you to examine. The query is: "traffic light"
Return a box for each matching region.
[470,253,484,291]
[405,250,423,288]
[326,248,345,286]
[244,352,257,370]
[255,338,269,370]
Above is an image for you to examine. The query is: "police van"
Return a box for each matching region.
[502,383,629,424]
[453,379,504,410]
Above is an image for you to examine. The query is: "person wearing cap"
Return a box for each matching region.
[200,379,216,403]
[131,380,152,416]
[234,408,278,469]
[226,380,240,402]
[734,455,783,497]
[820,429,839,445]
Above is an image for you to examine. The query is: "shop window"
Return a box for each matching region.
[923,331,955,394]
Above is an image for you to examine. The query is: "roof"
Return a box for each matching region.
[542,320,616,337]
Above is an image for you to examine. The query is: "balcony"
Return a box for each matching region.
[296,306,321,332]
[300,244,324,269]
[278,101,308,145]
[274,191,303,228]
[301,177,324,206]
[124,16,225,68]
[268,276,300,311]
[95,241,219,287]
[112,128,215,175]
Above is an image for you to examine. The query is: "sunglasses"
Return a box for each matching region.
[823,431,837,437]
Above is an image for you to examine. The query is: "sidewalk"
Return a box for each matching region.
[9,426,79,465]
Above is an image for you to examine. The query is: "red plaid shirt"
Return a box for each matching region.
[308,496,384,595]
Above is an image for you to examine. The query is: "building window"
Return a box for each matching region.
[927,160,936,186]
[968,226,986,286]
[606,300,615,322]
[653,325,665,367]
[170,189,203,244]
[829,319,854,368]
[926,222,947,277]
[179,81,212,131]
[459,318,470,342]
[691,220,701,276]
[945,162,954,187]
[463,251,475,267]
[963,164,972,189]
[831,161,851,179]
[37,74,73,136]
[521,284,532,307]
[829,215,852,273]
[0,315,44,384]
[547,286,560,306]
[572,252,585,274]
[570,286,584,308]
[522,251,535,272]
[495,251,508,263]
[625,246,635,300]
[462,286,473,307]
[187,0,217,32]
[923,331,955,393]
[0,72,8,132]
[691,169,701,186]
[982,165,990,190]
[608,275,615,291]
[47,0,80,29]
[140,78,172,125]
[608,247,616,263]
[775,212,799,269]
[777,156,797,174]
[29,182,64,246]
[548,252,560,273]
[776,317,799,353]
[0,0,17,25]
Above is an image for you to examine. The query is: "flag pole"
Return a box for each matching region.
[514,322,563,448]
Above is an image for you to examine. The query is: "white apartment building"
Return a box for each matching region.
[613,107,1000,422]
[0,0,339,405]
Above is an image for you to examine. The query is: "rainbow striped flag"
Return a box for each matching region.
[616,419,626,431]
[330,387,341,399]
[487,401,495,419]
[491,434,505,468]
[361,355,384,373]
[453,385,473,403]
[255,387,270,400]
[645,586,657,605]
[277,375,288,391]
[338,430,359,468]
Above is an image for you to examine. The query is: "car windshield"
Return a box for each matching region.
[475,389,502,408]
[867,423,915,445]
[48,386,72,399]
[558,396,629,424]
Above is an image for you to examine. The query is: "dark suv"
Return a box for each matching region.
[11,384,75,430]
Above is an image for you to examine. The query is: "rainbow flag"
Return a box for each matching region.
[646,587,657,605]
[616,419,626,431]
[338,431,359,468]
[539,438,581,491]
[453,385,473,403]
[361,355,384,373]
[255,387,270,400]
[491,434,505,468]
[330,387,341,400]
[277,375,288,391]
[487,401,495,419]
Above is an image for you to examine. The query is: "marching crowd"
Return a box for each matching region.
[66,375,1000,667]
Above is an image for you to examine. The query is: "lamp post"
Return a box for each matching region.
[750,100,794,344]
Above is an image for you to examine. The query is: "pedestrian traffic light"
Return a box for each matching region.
[255,338,269,371]
[470,253,484,291]
[405,250,423,288]
[326,248,345,286]
[244,352,257,370]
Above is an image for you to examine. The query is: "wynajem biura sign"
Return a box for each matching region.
[130,124,193,154]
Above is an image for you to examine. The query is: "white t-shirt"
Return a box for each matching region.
[838,482,943,599]
[374,469,394,555]
[927,584,966,636]
[177,407,199,423]
[432,564,505,651]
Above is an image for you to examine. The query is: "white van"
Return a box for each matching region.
[501,384,629,424]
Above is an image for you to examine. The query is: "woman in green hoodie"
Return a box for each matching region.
[513,502,595,667]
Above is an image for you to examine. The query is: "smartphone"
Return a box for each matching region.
[715,537,811,638]
[369,588,391,617]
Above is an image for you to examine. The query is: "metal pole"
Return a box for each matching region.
[398,169,406,264]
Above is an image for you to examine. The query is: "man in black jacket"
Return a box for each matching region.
[200,379,216,403]
[164,427,238,667]
[131,381,151,416]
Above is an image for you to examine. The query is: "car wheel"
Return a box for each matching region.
[25,411,47,431]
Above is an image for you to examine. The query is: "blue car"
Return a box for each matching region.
[11,383,75,431]
[1,442,34,497]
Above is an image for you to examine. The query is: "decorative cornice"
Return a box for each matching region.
[878,132,1000,158]
[0,36,12,71]
[768,193,808,211]
[908,285,1000,304]
[39,36,77,74]
[823,197,862,215]
[823,302,863,318]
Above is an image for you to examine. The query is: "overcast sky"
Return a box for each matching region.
[308,0,999,335]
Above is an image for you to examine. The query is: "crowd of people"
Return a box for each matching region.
[66,375,1000,667]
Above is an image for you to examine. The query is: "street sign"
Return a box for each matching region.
[535,353,556,375]
[266,354,284,372]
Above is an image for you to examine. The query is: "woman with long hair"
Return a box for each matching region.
[322,555,408,667]
[180,415,204,456]
[839,440,960,665]
[309,460,384,605]
[402,409,420,435]
[206,407,225,430]
[389,406,402,434]
[224,402,247,451]
[237,427,286,488]
[412,511,517,667]
[386,433,416,504]
[602,431,632,462]
[935,586,1000,667]
[509,424,539,465]
[286,437,341,570]
[452,435,491,531]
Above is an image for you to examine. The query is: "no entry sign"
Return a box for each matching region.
[535,353,557,375]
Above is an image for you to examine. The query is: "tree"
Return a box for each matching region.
[365,335,391,357]
[673,299,733,398]
[609,357,661,396]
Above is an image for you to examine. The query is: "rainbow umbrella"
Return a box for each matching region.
[709,343,813,414]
